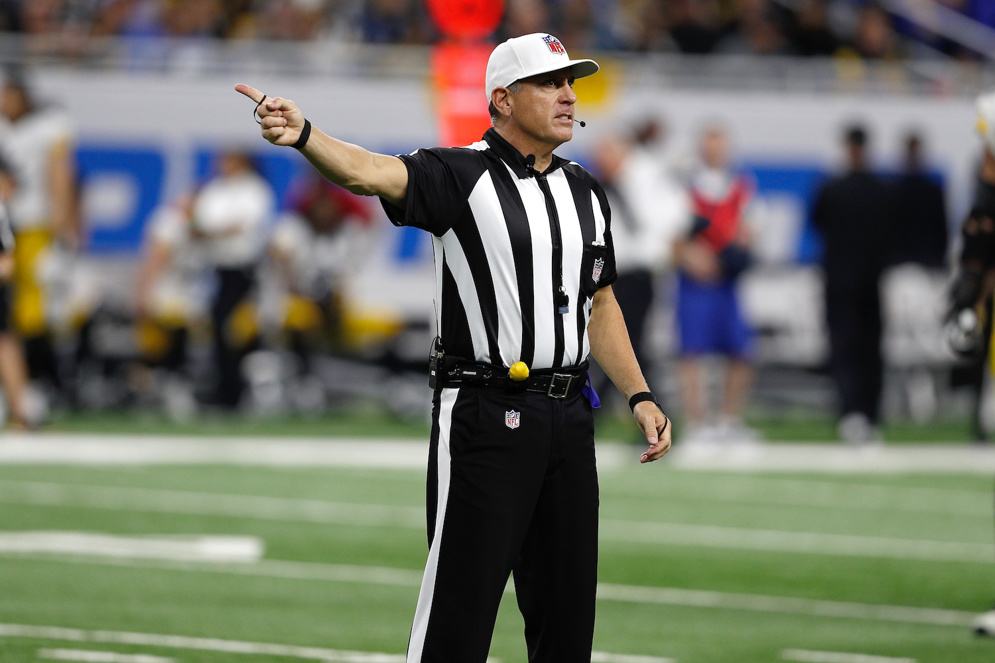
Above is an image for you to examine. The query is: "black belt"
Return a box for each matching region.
[439,359,588,399]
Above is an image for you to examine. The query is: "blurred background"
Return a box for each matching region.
[0,0,992,441]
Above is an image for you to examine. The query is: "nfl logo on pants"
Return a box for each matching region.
[505,410,520,430]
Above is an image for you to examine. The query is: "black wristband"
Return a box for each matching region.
[628,391,657,412]
[292,119,312,150]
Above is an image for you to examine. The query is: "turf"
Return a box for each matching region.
[1,453,994,662]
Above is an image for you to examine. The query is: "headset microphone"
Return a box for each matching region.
[573,119,587,127]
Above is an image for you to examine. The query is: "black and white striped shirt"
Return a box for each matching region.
[382,128,616,371]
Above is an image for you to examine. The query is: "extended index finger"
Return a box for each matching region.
[234,83,264,104]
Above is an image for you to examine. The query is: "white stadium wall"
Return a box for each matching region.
[33,69,980,325]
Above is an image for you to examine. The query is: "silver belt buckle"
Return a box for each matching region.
[547,373,574,399]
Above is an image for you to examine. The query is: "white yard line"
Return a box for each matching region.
[610,476,991,517]
[3,434,995,474]
[599,520,995,564]
[0,623,405,663]
[781,649,916,663]
[0,532,262,563]
[38,648,176,663]
[1,481,988,564]
[0,481,426,529]
[590,654,675,663]
[2,555,976,629]
[3,623,664,663]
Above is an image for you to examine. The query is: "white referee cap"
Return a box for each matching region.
[485,33,600,102]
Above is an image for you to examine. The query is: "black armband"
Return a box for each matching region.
[292,119,312,150]
[629,391,660,412]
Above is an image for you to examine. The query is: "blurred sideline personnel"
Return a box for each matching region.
[889,131,947,269]
[238,31,671,663]
[590,122,690,414]
[0,156,32,428]
[191,149,274,410]
[0,70,79,401]
[812,125,890,445]
[945,89,995,636]
[266,175,374,378]
[672,123,757,443]
[133,193,203,419]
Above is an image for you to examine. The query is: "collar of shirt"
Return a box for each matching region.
[482,128,568,179]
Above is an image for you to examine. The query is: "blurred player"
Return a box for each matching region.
[672,123,757,443]
[191,148,274,409]
[0,69,78,402]
[133,193,203,419]
[945,89,995,636]
[266,176,374,379]
[0,155,32,428]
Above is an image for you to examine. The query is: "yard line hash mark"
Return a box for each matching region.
[38,648,176,663]
[1,556,976,628]
[781,649,916,663]
[1,481,990,564]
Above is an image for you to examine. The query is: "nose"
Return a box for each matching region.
[562,83,577,104]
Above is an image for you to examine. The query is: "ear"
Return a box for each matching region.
[491,87,513,120]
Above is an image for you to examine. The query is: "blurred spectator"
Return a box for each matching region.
[0,156,33,428]
[787,0,839,56]
[500,0,552,42]
[845,3,902,61]
[190,149,274,410]
[360,0,430,44]
[812,124,890,444]
[590,121,691,413]
[888,130,948,269]
[667,0,723,54]
[0,70,78,408]
[717,0,791,56]
[265,176,374,384]
[133,193,203,419]
[673,123,758,443]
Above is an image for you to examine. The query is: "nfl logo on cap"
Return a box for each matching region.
[542,34,566,54]
[505,410,521,430]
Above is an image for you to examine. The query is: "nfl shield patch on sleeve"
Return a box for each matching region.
[505,410,521,429]
[592,257,604,284]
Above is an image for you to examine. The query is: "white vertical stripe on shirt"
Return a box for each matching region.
[468,174,522,367]
[516,174,556,369]
[550,171,584,365]
[439,230,490,364]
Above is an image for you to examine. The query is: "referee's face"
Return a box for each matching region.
[510,68,578,151]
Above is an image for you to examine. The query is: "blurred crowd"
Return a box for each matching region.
[0,0,992,63]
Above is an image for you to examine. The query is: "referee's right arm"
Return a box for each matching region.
[235,84,409,208]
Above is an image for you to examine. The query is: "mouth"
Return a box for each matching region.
[554,113,573,123]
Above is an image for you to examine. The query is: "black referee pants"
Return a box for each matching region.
[407,386,599,663]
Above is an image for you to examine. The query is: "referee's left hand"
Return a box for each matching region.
[634,402,671,463]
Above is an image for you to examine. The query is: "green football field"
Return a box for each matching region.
[1,431,994,662]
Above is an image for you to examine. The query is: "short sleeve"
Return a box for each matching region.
[592,177,618,289]
[380,147,472,236]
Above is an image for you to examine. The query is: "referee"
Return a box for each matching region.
[237,32,671,663]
